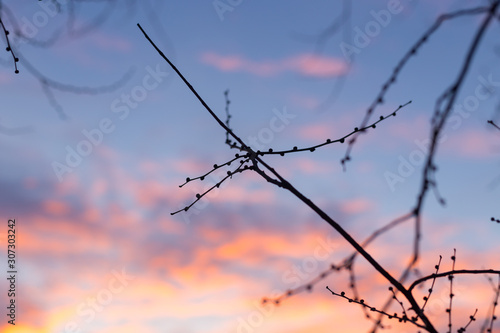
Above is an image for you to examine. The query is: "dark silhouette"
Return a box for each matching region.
[137,1,500,331]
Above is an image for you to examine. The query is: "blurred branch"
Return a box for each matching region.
[0,1,136,119]
[342,5,492,169]
[0,122,33,136]
[19,54,134,119]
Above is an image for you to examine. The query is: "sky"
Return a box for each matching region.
[0,0,500,332]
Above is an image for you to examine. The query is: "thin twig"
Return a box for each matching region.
[422,255,442,311]
[488,120,500,131]
[447,249,457,333]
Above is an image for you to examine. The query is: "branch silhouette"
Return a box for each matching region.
[488,120,500,131]
[138,23,440,333]
[341,4,493,170]
[137,1,500,331]
[0,14,19,73]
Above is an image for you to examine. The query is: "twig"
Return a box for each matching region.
[171,158,251,215]
[224,90,233,146]
[254,101,411,159]
[409,269,500,292]
[457,309,478,333]
[326,286,426,329]
[179,154,248,187]
[488,120,500,131]
[342,5,492,169]
[264,212,415,305]
[486,275,500,333]
[0,15,19,73]
[447,249,457,333]
[388,286,409,322]
[422,255,442,312]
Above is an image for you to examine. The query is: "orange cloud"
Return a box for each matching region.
[6,145,499,333]
[201,52,348,78]
[0,324,48,333]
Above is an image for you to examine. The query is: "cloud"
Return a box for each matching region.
[297,123,333,142]
[3,144,499,333]
[441,128,498,158]
[201,52,348,78]
[290,158,332,175]
[42,199,71,215]
[0,70,12,85]
[90,31,132,52]
[340,198,374,215]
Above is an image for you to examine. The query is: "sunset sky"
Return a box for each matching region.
[1,1,500,332]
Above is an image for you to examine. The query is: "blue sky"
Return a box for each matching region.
[0,1,500,332]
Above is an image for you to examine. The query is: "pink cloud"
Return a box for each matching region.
[91,32,132,52]
[295,112,361,143]
[297,123,334,142]
[5,187,499,333]
[340,198,374,215]
[8,146,500,333]
[42,199,71,216]
[201,52,348,78]
[133,180,171,208]
[0,71,11,85]
[292,158,332,174]
[23,177,38,189]
[285,54,348,78]
[171,158,211,175]
[90,178,108,197]
[20,216,112,257]
[442,129,498,158]
[202,53,244,71]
